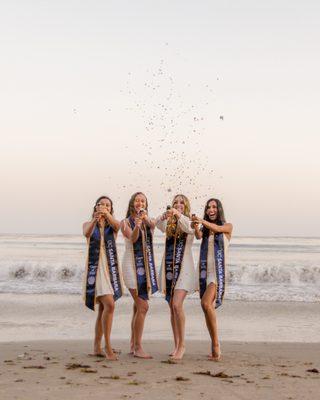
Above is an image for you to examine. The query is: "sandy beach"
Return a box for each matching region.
[0,294,319,399]
[1,340,319,400]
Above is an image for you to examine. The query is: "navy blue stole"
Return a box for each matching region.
[199,233,225,308]
[129,217,158,300]
[85,224,122,310]
[164,233,187,303]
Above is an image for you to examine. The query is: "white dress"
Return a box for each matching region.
[156,214,197,294]
[196,233,230,288]
[121,236,137,290]
[82,225,116,302]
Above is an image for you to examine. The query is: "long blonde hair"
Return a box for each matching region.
[166,194,191,238]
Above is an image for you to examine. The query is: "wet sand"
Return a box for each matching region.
[1,340,319,400]
[0,294,319,399]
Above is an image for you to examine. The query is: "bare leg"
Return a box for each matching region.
[171,289,187,360]
[201,283,221,361]
[93,303,104,356]
[129,303,137,354]
[129,289,152,359]
[97,295,118,361]
[169,300,179,356]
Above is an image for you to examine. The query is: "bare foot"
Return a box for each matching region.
[134,348,153,359]
[128,340,134,355]
[170,346,185,360]
[90,346,105,357]
[169,348,178,357]
[208,344,221,361]
[105,349,118,361]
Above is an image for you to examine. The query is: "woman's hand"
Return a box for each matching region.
[93,211,102,222]
[100,208,112,222]
[134,217,143,228]
[167,208,181,219]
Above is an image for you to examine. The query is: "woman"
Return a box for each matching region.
[193,198,232,361]
[156,194,196,360]
[83,196,123,361]
[121,192,158,359]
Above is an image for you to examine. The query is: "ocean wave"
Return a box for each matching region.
[1,260,319,287]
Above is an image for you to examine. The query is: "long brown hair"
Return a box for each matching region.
[202,198,226,237]
[166,194,191,237]
[91,196,114,218]
[125,192,148,218]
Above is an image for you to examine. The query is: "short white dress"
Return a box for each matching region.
[156,214,197,294]
[196,232,230,287]
[121,236,137,290]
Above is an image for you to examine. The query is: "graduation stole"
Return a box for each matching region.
[129,217,158,300]
[85,223,122,310]
[164,232,187,303]
[199,232,226,308]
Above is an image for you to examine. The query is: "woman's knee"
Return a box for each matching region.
[136,300,149,315]
[172,300,183,315]
[201,298,213,313]
[100,297,115,313]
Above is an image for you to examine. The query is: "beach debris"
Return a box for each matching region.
[81,368,97,373]
[14,379,24,382]
[127,371,137,376]
[89,353,105,358]
[279,373,303,378]
[23,365,46,369]
[175,376,190,381]
[59,377,66,380]
[44,356,51,360]
[306,368,319,373]
[65,363,91,370]
[127,380,146,385]
[17,352,32,360]
[100,375,120,380]
[161,359,177,364]
[193,370,238,379]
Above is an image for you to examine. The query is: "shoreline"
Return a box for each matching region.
[1,293,319,343]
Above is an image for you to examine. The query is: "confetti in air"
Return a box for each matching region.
[114,52,224,212]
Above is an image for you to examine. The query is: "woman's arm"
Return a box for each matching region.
[155,214,168,233]
[193,223,203,240]
[83,219,96,238]
[141,212,156,230]
[83,211,101,238]
[102,210,121,232]
[201,220,233,239]
[120,218,142,243]
[177,213,194,234]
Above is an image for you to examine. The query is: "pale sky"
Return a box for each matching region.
[1,0,319,236]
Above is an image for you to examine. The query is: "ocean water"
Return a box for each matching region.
[0,234,319,302]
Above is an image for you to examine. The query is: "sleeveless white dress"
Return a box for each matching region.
[82,225,117,301]
[121,236,137,290]
[156,214,197,294]
[196,233,230,287]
